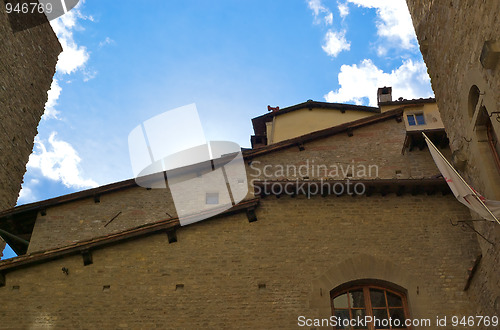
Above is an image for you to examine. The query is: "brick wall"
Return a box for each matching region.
[4,113,488,328]
[0,194,481,329]
[247,117,448,182]
[27,117,450,253]
[0,5,61,257]
[406,0,500,317]
[27,186,178,253]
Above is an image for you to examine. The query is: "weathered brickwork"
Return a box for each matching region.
[27,117,450,254]
[248,118,450,182]
[1,111,488,328]
[27,186,178,253]
[0,195,481,329]
[406,0,500,318]
[0,6,61,258]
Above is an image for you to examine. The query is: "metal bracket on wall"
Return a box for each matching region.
[104,211,122,228]
[488,111,500,123]
[450,219,495,245]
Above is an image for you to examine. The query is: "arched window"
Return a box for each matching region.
[465,84,500,176]
[331,282,411,329]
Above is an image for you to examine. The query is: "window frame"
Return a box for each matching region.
[406,113,425,126]
[330,284,412,330]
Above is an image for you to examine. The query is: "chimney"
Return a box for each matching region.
[377,86,392,104]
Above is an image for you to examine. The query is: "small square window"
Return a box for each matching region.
[407,113,425,126]
[206,193,219,205]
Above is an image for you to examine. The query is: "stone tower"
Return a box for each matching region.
[406,0,500,316]
[0,6,62,256]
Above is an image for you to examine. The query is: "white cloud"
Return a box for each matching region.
[42,79,62,120]
[324,59,433,106]
[27,132,98,189]
[347,0,417,49]
[324,12,333,25]
[338,2,349,18]
[307,0,326,16]
[83,69,98,82]
[322,30,351,57]
[307,0,333,25]
[18,183,36,205]
[42,2,93,122]
[18,185,34,201]
[56,37,89,75]
[99,36,115,47]
[50,4,91,75]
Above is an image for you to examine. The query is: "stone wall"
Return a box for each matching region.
[406,0,500,317]
[0,3,61,257]
[27,186,178,253]
[248,117,448,182]
[27,117,451,253]
[0,194,480,329]
[2,113,487,327]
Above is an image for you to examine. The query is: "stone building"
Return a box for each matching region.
[0,89,487,328]
[406,0,500,317]
[1,1,498,327]
[0,5,61,257]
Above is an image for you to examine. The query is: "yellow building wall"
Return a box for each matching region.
[403,103,444,131]
[379,102,444,131]
[269,108,374,144]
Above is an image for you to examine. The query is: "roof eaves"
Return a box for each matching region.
[253,178,450,197]
[253,100,380,121]
[378,97,436,106]
[0,179,138,219]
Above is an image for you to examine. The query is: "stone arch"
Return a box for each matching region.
[461,69,496,118]
[459,68,500,198]
[468,85,481,120]
[309,254,423,320]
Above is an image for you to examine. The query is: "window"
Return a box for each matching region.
[407,113,425,126]
[205,192,219,205]
[331,284,411,329]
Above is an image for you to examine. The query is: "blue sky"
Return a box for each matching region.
[2,0,433,258]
